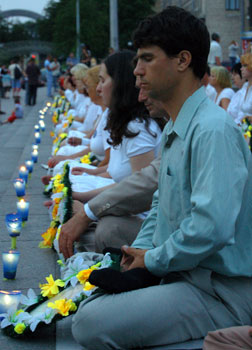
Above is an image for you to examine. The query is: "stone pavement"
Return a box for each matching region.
[0,88,82,350]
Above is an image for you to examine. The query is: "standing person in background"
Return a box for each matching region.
[8,58,23,98]
[51,57,60,93]
[228,40,239,68]
[44,55,53,98]
[80,44,91,67]
[208,33,222,67]
[66,52,78,69]
[26,58,40,106]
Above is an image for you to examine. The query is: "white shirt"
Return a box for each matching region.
[208,41,222,66]
[227,87,245,123]
[107,119,162,183]
[205,84,217,101]
[215,88,234,106]
[8,64,22,79]
[78,103,100,132]
[238,82,252,121]
[90,108,110,158]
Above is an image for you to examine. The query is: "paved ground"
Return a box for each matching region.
[0,88,82,350]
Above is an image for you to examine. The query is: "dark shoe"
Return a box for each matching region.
[0,111,6,114]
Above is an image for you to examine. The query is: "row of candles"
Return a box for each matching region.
[0,103,51,315]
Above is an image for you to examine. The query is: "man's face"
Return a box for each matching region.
[134,45,179,103]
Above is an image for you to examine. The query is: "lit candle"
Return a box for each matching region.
[13,178,25,197]
[34,132,41,144]
[39,120,45,132]
[2,251,20,280]
[19,165,28,183]
[34,124,40,131]
[39,114,45,120]
[47,102,51,107]
[0,290,21,315]
[25,160,33,173]
[31,149,38,163]
[39,110,44,115]
[32,144,39,151]
[5,213,22,236]
[17,199,29,222]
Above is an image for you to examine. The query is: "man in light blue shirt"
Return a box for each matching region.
[72,7,252,350]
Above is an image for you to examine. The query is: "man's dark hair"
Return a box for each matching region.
[133,6,210,79]
[231,63,242,79]
[212,33,220,41]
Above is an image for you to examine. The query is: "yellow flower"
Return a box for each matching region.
[53,147,59,155]
[16,309,24,316]
[80,155,91,164]
[53,197,61,205]
[84,281,96,291]
[48,299,77,316]
[39,227,57,248]
[14,323,26,334]
[54,184,64,193]
[40,274,65,298]
[59,133,68,139]
[76,269,93,285]
[63,122,68,128]
[249,125,252,131]
[52,204,59,219]
[53,137,59,144]
[50,131,55,138]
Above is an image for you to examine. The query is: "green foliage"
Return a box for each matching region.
[37,0,155,60]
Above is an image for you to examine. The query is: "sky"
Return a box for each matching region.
[0,0,58,21]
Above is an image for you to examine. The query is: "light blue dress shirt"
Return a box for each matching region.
[133,87,252,277]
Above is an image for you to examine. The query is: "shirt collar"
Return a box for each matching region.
[166,86,208,140]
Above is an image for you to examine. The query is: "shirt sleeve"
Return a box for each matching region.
[125,121,160,158]
[144,126,249,277]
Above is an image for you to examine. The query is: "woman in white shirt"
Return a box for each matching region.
[227,63,246,123]
[71,50,164,202]
[209,66,234,110]
[238,53,252,122]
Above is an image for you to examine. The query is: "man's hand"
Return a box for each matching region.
[59,200,92,259]
[120,246,147,271]
[48,155,67,168]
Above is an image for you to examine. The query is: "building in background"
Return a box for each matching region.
[155,0,252,63]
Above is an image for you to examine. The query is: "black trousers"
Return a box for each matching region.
[28,84,37,105]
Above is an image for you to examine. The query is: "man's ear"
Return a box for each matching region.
[177,50,192,72]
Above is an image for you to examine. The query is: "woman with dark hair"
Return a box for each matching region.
[71,50,163,201]
[227,63,246,123]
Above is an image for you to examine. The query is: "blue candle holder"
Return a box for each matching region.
[13,178,25,197]
[0,290,21,317]
[19,166,29,183]
[2,250,20,279]
[25,160,34,174]
[34,132,41,144]
[17,199,29,222]
[5,213,22,237]
[34,124,40,132]
[39,120,45,132]
[31,149,38,163]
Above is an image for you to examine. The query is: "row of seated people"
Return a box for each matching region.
[204,53,252,125]
[43,50,167,255]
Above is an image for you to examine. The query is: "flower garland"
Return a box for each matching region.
[52,132,68,156]
[40,162,72,249]
[0,254,113,338]
[241,118,252,150]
